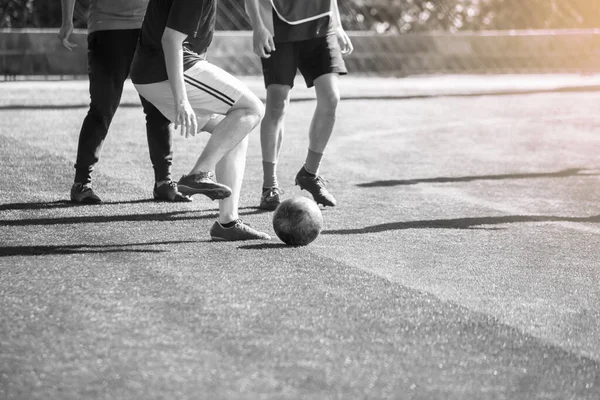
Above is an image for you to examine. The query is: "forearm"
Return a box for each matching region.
[244,0,265,30]
[331,0,342,30]
[60,0,76,24]
[161,27,188,105]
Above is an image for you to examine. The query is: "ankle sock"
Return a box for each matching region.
[304,149,323,175]
[262,161,278,188]
[221,220,237,228]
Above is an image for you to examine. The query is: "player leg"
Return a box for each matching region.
[258,43,297,210]
[71,29,139,204]
[304,72,340,173]
[135,61,270,240]
[294,35,348,207]
[197,117,269,241]
[258,84,291,210]
[140,95,191,202]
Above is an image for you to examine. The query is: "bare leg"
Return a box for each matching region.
[307,73,340,159]
[201,117,270,240]
[261,84,291,163]
[293,73,341,207]
[189,86,264,174]
[200,115,248,224]
[215,137,248,224]
[259,84,291,190]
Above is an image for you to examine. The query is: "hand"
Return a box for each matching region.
[57,23,78,51]
[253,26,276,58]
[335,27,353,56]
[174,100,198,138]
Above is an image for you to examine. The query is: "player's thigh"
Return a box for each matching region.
[297,35,347,88]
[183,60,248,115]
[133,80,176,123]
[135,80,221,130]
[261,42,299,88]
[88,30,138,96]
[135,60,259,127]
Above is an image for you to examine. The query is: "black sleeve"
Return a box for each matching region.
[166,0,202,37]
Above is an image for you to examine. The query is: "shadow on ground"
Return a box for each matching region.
[357,168,598,188]
[323,214,600,235]
[0,240,198,257]
[0,204,263,226]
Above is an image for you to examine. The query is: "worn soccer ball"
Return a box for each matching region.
[272,196,323,246]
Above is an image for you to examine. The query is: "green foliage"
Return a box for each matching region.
[0,0,598,31]
[339,0,600,32]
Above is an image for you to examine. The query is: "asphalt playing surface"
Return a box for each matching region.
[1,75,599,399]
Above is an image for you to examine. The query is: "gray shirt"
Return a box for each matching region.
[88,0,148,32]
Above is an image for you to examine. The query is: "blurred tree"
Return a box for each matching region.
[0,0,87,29]
[0,0,598,31]
[1,0,35,28]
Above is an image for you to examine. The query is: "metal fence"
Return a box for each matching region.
[1,0,600,78]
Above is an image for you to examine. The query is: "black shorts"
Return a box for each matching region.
[261,34,347,88]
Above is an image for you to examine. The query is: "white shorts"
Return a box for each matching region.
[134,60,246,127]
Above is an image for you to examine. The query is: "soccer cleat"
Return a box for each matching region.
[294,167,337,207]
[153,181,192,202]
[209,219,271,241]
[70,182,102,204]
[259,187,283,211]
[177,171,232,200]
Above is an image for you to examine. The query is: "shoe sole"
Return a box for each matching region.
[153,192,193,202]
[210,234,271,241]
[178,185,232,201]
[258,205,278,211]
[70,197,102,204]
[294,179,336,207]
[258,201,279,211]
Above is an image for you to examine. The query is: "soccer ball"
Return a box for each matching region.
[272,196,323,246]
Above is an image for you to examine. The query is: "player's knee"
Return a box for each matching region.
[265,98,289,120]
[234,93,264,120]
[86,106,115,128]
[249,96,265,122]
[317,92,340,114]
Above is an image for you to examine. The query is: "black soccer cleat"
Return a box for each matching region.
[153,181,192,202]
[70,182,102,204]
[177,171,232,201]
[259,187,283,211]
[294,167,337,207]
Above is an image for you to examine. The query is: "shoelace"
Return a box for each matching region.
[314,175,329,189]
[198,171,216,180]
[232,219,251,228]
[266,187,284,197]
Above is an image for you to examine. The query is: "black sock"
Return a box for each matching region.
[221,220,237,228]
[302,166,316,177]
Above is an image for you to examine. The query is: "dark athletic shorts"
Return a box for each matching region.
[261,34,347,88]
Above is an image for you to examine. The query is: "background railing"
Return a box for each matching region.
[1,0,600,78]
